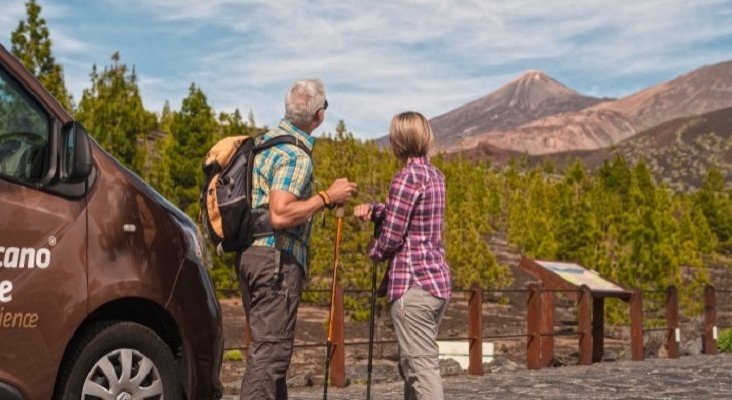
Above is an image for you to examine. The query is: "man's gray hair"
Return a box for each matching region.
[285,79,326,127]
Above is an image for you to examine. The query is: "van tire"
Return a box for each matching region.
[55,320,182,400]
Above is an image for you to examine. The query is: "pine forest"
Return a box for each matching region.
[7,0,732,321]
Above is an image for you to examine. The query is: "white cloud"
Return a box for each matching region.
[0,2,26,42]
[51,29,90,54]
[9,0,732,138]
[1,1,91,63]
[111,0,732,136]
[0,0,94,108]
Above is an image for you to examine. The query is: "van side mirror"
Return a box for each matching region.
[60,121,92,183]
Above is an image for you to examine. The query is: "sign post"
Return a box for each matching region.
[519,258,633,365]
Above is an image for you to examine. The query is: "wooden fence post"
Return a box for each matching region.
[630,289,644,361]
[577,285,592,365]
[330,283,346,387]
[541,289,554,367]
[468,284,483,375]
[703,285,717,355]
[592,297,605,362]
[526,283,543,370]
[665,285,680,359]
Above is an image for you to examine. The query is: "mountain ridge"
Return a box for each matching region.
[429,70,610,148]
[459,59,732,155]
[458,106,732,191]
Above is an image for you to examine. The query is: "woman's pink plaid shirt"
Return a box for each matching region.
[368,156,452,303]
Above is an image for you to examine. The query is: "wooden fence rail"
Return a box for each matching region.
[222,283,728,387]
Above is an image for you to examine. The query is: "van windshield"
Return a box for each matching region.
[0,68,49,182]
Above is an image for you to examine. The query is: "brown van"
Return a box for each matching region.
[0,44,223,399]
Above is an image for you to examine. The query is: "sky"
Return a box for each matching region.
[1,0,732,139]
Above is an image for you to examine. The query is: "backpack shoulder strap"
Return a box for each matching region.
[246,135,312,208]
[254,135,312,157]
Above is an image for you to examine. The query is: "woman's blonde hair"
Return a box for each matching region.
[389,111,433,161]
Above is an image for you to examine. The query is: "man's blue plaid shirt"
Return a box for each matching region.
[250,119,316,271]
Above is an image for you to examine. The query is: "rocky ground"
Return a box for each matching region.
[221,353,732,399]
[218,296,532,394]
[218,292,727,398]
[218,238,732,398]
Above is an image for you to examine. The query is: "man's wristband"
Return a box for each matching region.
[317,191,328,205]
[318,191,335,209]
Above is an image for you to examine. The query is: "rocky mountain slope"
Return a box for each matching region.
[431,70,608,149]
[460,60,732,155]
[459,107,732,191]
[577,106,732,191]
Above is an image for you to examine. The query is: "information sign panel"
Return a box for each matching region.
[534,260,625,293]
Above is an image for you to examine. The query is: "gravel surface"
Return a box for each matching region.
[222,354,732,400]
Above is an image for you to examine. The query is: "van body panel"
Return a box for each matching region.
[0,178,88,400]
[86,148,182,310]
[167,258,224,400]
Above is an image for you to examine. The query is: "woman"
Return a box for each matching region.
[355,111,451,400]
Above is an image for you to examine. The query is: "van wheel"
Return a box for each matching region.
[56,321,182,400]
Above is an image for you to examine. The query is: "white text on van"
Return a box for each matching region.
[0,247,51,269]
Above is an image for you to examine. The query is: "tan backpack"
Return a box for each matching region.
[199,134,311,253]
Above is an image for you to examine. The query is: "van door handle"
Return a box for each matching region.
[123,224,137,233]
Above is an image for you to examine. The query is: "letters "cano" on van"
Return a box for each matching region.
[0,247,51,269]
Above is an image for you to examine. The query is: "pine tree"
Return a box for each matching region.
[166,83,218,218]
[696,168,732,252]
[11,0,73,110]
[219,109,257,138]
[76,53,156,174]
[143,101,174,195]
[556,162,599,266]
[247,109,256,128]
[436,156,510,289]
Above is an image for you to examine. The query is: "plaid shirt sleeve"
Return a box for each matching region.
[270,151,312,198]
[368,171,421,261]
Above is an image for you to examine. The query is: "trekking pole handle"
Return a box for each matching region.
[335,204,345,218]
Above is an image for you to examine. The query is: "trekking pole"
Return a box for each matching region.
[323,205,345,400]
[366,221,381,400]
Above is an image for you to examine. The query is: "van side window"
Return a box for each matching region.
[0,68,49,183]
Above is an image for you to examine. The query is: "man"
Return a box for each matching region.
[237,78,357,400]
